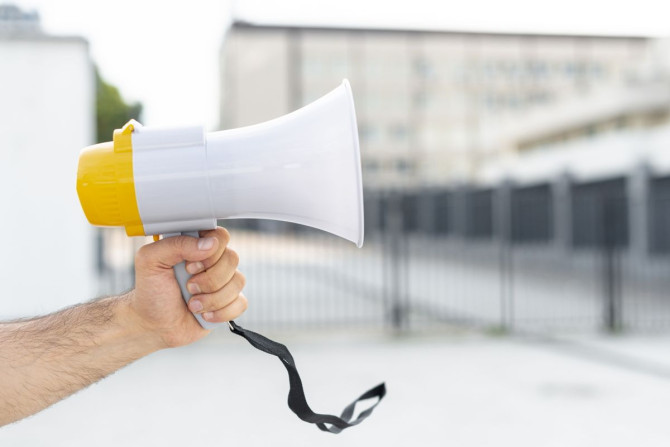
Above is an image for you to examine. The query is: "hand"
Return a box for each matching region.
[128,227,247,348]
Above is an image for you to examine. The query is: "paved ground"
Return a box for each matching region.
[4,232,670,445]
[2,328,670,447]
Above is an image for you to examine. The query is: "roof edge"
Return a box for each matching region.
[230,19,650,41]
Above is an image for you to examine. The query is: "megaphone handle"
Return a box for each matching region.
[166,231,222,331]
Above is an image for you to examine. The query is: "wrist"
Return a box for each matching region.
[115,292,168,353]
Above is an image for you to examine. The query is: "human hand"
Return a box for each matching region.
[128,227,247,348]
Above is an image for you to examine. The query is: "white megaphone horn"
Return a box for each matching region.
[77,79,364,329]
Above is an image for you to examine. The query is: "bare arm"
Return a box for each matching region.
[0,295,161,425]
[0,227,247,426]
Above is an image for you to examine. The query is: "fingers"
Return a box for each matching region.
[188,271,246,313]
[201,293,248,323]
[186,248,240,294]
[185,228,230,273]
[135,233,219,270]
[148,226,246,323]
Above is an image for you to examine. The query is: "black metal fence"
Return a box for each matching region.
[96,169,670,334]
[222,169,670,334]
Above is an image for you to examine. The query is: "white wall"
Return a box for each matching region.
[0,36,96,318]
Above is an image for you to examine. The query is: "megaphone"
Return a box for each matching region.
[77,79,364,329]
[76,81,386,432]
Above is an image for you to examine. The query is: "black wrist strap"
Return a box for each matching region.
[228,321,386,434]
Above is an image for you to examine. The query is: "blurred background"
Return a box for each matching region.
[3,1,670,446]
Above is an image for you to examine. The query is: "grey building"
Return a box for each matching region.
[0,4,97,317]
[220,21,649,189]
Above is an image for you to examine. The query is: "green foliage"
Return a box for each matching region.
[95,68,142,143]
[485,325,510,337]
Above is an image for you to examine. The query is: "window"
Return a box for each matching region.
[359,124,380,143]
[396,159,412,172]
[389,124,410,143]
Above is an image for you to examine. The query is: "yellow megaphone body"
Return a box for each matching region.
[76,80,364,329]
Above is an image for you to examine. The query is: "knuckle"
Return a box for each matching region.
[212,308,230,322]
[197,294,213,311]
[217,309,235,323]
[206,310,223,322]
[232,295,248,318]
[219,227,231,246]
[202,272,219,292]
[212,294,247,321]
[175,236,191,252]
[239,294,248,311]
[235,271,246,289]
[202,293,223,313]
[227,248,240,267]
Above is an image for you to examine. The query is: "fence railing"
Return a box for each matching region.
[98,169,670,334]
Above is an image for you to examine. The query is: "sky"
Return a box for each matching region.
[10,0,670,130]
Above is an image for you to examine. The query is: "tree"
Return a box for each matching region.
[95,69,143,143]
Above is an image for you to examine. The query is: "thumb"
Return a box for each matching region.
[136,235,219,270]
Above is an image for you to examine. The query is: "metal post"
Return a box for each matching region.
[386,190,408,332]
[495,181,513,331]
[628,163,650,259]
[553,172,573,251]
[602,198,622,332]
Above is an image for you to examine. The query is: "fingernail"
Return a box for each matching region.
[203,311,214,321]
[198,237,216,250]
[187,262,204,274]
[188,283,201,294]
[189,299,203,312]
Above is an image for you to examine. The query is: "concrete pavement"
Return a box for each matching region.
[2,328,670,447]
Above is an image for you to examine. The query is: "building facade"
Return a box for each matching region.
[220,21,649,189]
[0,5,96,318]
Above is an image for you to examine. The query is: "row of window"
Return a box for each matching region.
[363,158,414,173]
[359,123,412,144]
[520,111,670,152]
[303,82,564,119]
[301,54,612,85]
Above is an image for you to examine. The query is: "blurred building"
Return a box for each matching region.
[462,39,670,256]
[220,21,649,189]
[0,4,96,318]
[479,80,670,186]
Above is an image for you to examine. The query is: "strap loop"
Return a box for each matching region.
[228,321,386,433]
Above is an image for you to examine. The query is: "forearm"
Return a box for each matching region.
[0,293,164,426]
